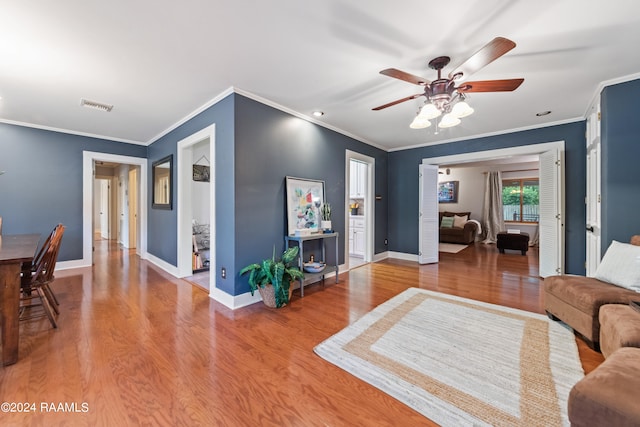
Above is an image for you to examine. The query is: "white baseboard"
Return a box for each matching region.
[372,251,389,262]
[387,251,419,262]
[56,259,91,270]
[144,253,181,277]
[209,287,262,309]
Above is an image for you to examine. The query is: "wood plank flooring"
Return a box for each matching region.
[0,241,603,426]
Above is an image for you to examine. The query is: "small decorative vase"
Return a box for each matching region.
[321,220,332,230]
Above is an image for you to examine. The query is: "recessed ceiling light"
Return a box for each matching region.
[312,111,324,117]
[536,110,551,117]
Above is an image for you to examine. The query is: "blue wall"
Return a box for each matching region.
[6,79,639,295]
[232,95,388,296]
[0,123,146,261]
[146,94,236,295]
[388,122,587,275]
[146,94,388,297]
[601,79,640,249]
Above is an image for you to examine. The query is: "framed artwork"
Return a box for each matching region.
[193,164,210,182]
[285,176,325,235]
[438,180,459,203]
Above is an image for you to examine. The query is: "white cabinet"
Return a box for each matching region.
[350,161,367,198]
[349,217,365,257]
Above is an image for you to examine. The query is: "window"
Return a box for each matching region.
[502,178,539,223]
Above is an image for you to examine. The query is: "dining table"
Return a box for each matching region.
[0,234,40,366]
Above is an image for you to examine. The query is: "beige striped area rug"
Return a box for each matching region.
[314,288,584,426]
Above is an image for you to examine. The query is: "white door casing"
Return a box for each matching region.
[586,100,602,276]
[345,150,374,267]
[538,148,565,277]
[419,164,438,264]
[81,151,147,270]
[421,141,565,275]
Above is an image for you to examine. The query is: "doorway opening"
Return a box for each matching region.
[177,125,216,294]
[345,150,374,270]
[421,141,565,277]
[93,161,140,256]
[82,152,147,269]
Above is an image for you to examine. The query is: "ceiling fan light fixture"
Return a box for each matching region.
[439,113,461,128]
[418,103,441,120]
[451,101,474,118]
[409,115,431,129]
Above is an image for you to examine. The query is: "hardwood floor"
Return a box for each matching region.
[0,241,603,426]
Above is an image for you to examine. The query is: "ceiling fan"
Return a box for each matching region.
[373,37,524,129]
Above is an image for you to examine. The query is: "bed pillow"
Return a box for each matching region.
[440,216,454,228]
[594,240,640,292]
[453,215,468,228]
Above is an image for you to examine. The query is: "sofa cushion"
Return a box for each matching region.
[595,240,640,292]
[544,275,637,316]
[453,214,468,228]
[599,304,640,358]
[568,347,640,427]
[440,216,454,228]
[444,211,470,219]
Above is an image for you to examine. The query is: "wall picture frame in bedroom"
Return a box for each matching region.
[438,180,459,203]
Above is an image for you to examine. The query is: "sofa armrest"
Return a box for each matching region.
[462,221,478,241]
[463,221,478,233]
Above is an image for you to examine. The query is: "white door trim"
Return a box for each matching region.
[176,125,216,290]
[345,150,375,268]
[421,140,565,275]
[79,151,148,269]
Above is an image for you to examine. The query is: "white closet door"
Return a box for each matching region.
[539,149,564,277]
[586,102,601,276]
[419,164,438,264]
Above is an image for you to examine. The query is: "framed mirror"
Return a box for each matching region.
[152,155,173,210]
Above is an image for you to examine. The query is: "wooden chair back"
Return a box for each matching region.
[32,224,62,270]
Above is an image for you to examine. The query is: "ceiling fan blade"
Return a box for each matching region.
[457,78,524,93]
[380,68,430,86]
[448,37,516,80]
[372,93,424,111]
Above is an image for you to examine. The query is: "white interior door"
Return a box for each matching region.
[129,168,138,249]
[419,164,438,264]
[586,102,601,276]
[539,149,564,277]
[99,179,110,239]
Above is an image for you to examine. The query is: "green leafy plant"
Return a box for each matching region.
[239,246,304,308]
[321,203,332,221]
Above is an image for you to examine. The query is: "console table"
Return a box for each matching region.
[284,232,339,297]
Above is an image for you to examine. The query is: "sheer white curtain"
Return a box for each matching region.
[482,171,504,243]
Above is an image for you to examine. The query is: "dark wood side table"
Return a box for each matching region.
[0,234,40,366]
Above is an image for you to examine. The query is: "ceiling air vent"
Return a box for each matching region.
[80,98,113,112]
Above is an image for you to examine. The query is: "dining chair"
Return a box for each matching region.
[36,224,64,309]
[20,225,65,328]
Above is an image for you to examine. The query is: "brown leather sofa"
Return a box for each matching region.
[544,235,640,350]
[568,304,640,426]
[544,236,640,426]
[438,211,478,244]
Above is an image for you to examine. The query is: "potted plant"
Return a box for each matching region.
[239,246,304,308]
[320,203,332,231]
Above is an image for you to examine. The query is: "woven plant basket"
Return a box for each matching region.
[257,282,296,308]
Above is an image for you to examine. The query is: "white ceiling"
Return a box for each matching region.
[2,1,640,151]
